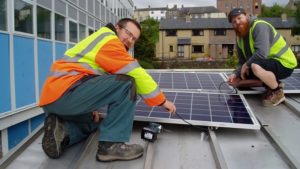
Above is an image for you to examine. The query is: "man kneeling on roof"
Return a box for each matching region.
[226,8,297,107]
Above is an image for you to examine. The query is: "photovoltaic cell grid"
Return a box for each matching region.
[135,92,260,130]
[149,72,233,92]
[282,73,300,92]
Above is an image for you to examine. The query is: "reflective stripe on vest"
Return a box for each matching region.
[55,28,115,76]
[237,19,297,69]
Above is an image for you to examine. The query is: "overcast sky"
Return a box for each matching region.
[132,0,290,8]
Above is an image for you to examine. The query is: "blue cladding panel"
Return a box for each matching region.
[0,33,11,113]
[8,120,29,150]
[14,36,36,108]
[55,42,66,60]
[31,113,45,132]
[38,40,53,92]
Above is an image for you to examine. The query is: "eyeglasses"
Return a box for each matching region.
[119,25,138,42]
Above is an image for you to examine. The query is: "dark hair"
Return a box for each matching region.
[228,8,246,23]
[117,18,141,31]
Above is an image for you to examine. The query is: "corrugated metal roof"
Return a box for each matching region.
[2,70,300,169]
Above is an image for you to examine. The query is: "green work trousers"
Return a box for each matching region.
[42,74,137,145]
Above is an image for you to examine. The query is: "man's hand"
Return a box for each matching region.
[92,111,103,123]
[227,73,237,85]
[241,63,249,80]
[162,100,176,115]
[227,74,242,87]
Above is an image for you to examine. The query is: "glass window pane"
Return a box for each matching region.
[55,13,65,41]
[0,0,7,31]
[14,0,33,34]
[37,6,51,39]
[69,21,77,43]
[79,24,86,41]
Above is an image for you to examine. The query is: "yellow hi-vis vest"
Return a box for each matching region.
[39,26,165,106]
[237,19,297,69]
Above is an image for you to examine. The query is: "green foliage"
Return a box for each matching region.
[138,59,155,69]
[225,51,238,69]
[134,18,159,61]
[260,3,295,17]
[296,3,300,23]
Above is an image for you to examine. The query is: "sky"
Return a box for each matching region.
[132,0,290,8]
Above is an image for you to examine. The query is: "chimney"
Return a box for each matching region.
[281,13,287,22]
[148,5,150,8]
[182,4,184,8]
[174,4,177,9]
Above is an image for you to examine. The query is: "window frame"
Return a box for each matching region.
[0,0,7,31]
[55,13,66,42]
[214,29,226,36]
[37,6,51,39]
[166,29,177,36]
[192,45,204,53]
[14,0,34,35]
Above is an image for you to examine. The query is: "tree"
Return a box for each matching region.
[134,18,159,61]
[260,3,295,17]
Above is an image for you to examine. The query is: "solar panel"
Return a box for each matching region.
[135,91,260,130]
[226,72,300,94]
[148,71,233,93]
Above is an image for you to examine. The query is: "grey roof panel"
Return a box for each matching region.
[160,17,298,30]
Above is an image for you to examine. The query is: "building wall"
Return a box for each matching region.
[217,0,261,16]
[157,27,300,60]
[0,0,133,159]
[157,29,211,59]
[134,10,149,22]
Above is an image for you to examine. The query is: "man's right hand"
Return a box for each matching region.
[227,74,237,84]
[227,74,243,87]
[162,100,176,115]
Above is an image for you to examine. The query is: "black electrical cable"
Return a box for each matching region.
[175,111,208,132]
[218,81,238,94]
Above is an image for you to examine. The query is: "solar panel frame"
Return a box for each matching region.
[134,91,260,130]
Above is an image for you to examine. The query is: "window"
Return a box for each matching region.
[192,45,204,53]
[69,21,77,43]
[0,0,7,31]
[14,0,33,34]
[169,45,173,52]
[291,45,300,53]
[178,45,184,57]
[214,29,226,36]
[55,14,65,41]
[192,29,204,36]
[79,24,86,41]
[166,29,176,36]
[37,6,51,39]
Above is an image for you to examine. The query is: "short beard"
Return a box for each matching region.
[234,20,249,37]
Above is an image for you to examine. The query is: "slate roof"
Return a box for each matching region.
[160,17,299,30]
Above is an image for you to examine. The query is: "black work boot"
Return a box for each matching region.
[96,141,144,162]
[42,114,69,159]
